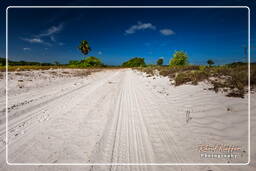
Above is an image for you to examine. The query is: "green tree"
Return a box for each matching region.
[157,58,164,65]
[122,57,146,67]
[81,56,103,67]
[169,51,189,66]
[207,59,214,66]
[78,40,91,56]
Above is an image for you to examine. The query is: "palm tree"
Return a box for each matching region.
[78,40,91,56]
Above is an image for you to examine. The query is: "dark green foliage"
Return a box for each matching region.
[122,57,146,67]
[0,58,6,66]
[169,51,189,66]
[226,62,247,67]
[157,58,164,65]
[80,56,104,67]
[69,60,80,65]
[207,59,214,66]
[0,57,54,66]
[78,40,91,56]
[69,57,104,67]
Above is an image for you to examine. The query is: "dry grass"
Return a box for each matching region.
[0,65,105,72]
[135,64,256,98]
[72,70,92,77]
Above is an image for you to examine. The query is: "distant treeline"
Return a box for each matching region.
[0,57,252,68]
[0,58,54,66]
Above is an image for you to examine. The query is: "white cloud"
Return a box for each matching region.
[23,47,31,51]
[38,24,63,37]
[21,23,63,46]
[58,42,64,46]
[125,21,156,34]
[22,38,44,43]
[98,51,102,55]
[160,29,175,36]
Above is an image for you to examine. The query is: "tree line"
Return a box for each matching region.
[0,40,217,67]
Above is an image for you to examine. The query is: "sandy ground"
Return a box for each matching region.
[0,68,255,171]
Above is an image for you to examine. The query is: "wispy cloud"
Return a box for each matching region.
[125,21,156,34]
[23,47,31,51]
[21,23,64,45]
[22,38,44,43]
[37,24,63,37]
[160,29,175,36]
[98,51,102,55]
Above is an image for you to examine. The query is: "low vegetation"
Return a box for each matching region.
[135,51,255,98]
[68,40,105,67]
[136,63,255,98]
[0,57,54,66]
[69,56,104,68]
[169,51,189,66]
[1,39,254,99]
[122,57,146,67]
[156,58,164,66]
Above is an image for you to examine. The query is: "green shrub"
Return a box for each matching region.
[122,57,146,67]
[169,51,189,66]
[80,56,104,67]
[68,57,104,67]
[69,60,80,66]
[207,59,214,66]
[157,58,164,65]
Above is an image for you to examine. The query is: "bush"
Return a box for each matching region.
[122,57,146,67]
[169,51,189,66]
[80,56,104,67]
[69,60,80,66]
[157,58,164,65]
[68,57,104,67]
[207,59,214,66]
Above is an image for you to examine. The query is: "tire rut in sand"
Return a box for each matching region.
[90,70,156,171]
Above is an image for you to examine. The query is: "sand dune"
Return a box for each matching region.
[0,69,254,171]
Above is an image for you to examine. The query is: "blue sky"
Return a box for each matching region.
[5,7,250,65]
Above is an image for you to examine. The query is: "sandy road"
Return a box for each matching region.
[0,69,254,171]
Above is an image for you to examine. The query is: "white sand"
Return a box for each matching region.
[0,69,255,171]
